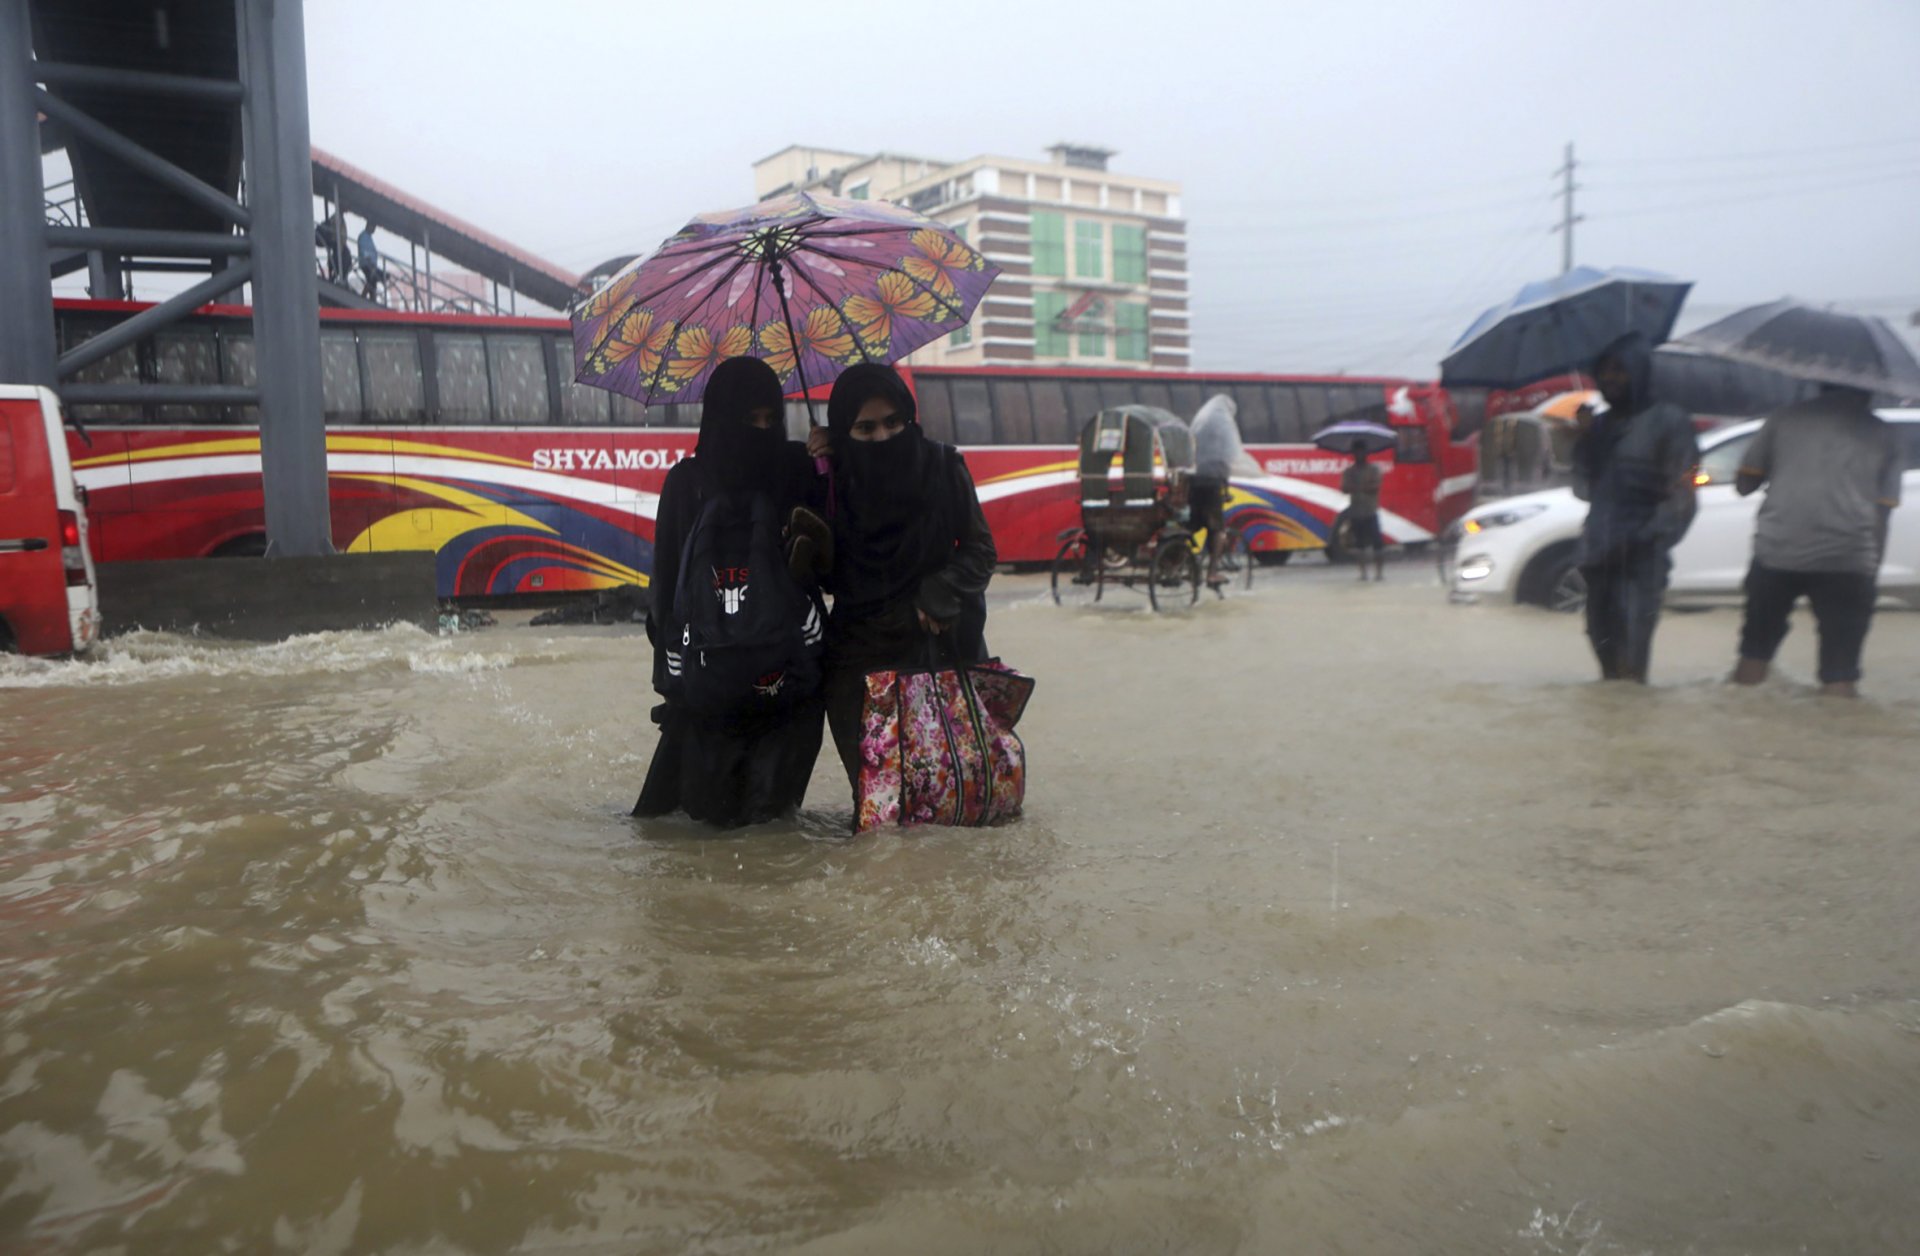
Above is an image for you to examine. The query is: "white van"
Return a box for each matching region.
[0,386,100,654]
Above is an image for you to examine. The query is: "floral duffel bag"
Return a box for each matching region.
[855,653,1034,833]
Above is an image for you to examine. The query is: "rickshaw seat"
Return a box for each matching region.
[1080,411,1158,507]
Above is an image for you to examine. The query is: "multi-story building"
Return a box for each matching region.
[753,144,1189,371]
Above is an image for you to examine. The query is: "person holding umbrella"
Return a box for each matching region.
[1673,300,1920,697]
[1341,441,1386,582]
[1570,332,1700,683]
[632,357,829,828]
[1311,414,1397,580]
[1730,387,1902,697]
[816,364,997,804]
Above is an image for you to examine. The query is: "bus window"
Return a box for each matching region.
[1330,383,1379,417]
[552,337,609,425]
[435,333,490,424]
[63,326,140,422]
[153,327,221,422]
[320,328,363,424]
[1266,383,1305,442]
[951,377,993,445]
[609,391,646,426]
[1028,378,1072,443]
[1133,381,1173,412]
[661,402,701,429]
[1093,381,1134,411]
[1231,384,1275,441]
[1067,381,1103,427]
[988,379,1034,444]
[218,330,260,424]
[782,402,811,440]
[916,378,956,442]
[361,331,427,424]
[1167,382,1205,419]
[488,335,550,424]
[1395,426,1432,463]
[1296,384,1331,434]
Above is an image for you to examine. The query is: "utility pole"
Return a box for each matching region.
[1552,142,1583,275]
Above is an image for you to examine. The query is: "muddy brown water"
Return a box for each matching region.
[3,571,1918,1254]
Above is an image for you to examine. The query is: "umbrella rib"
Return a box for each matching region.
[637,251,762,406]
[781,258,884,365]
[792,223,928,242]
[801,244,968,323]
[581,246,741,366]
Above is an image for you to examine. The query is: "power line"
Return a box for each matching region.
[1592,135,1920,169]
[1597,153,1920,192]
[1590,166,1920,224]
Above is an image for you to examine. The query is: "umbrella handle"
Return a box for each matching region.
[770,256,834,509]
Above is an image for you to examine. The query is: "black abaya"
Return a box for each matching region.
[632,358,826,828]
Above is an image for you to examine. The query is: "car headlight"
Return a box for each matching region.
[1456,554,1495,581]
[1462,502,1549,533]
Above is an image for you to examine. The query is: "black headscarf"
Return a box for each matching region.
[826,364,955,613]
[696,356,787,491]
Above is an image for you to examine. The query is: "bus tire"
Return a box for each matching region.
[210,533,269,558]
[0,618,14,654]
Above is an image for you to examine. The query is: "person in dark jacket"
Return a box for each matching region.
[818,363,997,801]
[1570,332,1700,682]
[632,356,826,828]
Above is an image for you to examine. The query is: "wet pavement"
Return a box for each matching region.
[3,569,1917,1253]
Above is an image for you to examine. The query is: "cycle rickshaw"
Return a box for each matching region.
[1049,406,1253,610]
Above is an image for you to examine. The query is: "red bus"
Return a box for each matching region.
[56,298,1477,597]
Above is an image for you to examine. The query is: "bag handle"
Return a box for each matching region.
[923,626,995,819]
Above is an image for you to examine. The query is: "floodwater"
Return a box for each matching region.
[3,569,1918,1255]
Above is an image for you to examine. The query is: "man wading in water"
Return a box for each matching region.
[1731,384,1903,697]
[1570,333,1699,682]
[1340,441,1386,582]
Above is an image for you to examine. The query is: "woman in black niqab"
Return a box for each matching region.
[632,355,826,828]
[820,364,998,799]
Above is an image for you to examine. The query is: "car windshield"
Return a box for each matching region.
[1695,431,1754,486]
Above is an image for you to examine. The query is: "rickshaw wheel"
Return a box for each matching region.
[1219,526,1256,591]
[1050,534,1097,607]
[1148,535,1200,612]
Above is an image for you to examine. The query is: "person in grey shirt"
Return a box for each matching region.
[1732,385,1902,697]
[1571,333,1699,682]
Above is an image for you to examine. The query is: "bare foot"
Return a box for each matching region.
[1732,658,1769,686]
[1819,681,1860,699]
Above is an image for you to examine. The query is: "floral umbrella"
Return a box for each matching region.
[571,192,999,414]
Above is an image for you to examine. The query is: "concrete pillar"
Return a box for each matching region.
[0,0,56,387]
[238,0,333,555]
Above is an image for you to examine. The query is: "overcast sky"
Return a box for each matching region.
[298,0,1920,378]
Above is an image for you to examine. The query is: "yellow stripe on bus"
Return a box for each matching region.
[75,435,535,470]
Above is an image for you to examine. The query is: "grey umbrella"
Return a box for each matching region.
[1675,299,1920,400]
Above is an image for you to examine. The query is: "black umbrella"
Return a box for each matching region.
[1675,299,1920,399]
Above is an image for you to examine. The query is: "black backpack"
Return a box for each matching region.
[663,489,823,717]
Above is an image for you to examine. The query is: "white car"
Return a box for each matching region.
[1448,409,1920,611]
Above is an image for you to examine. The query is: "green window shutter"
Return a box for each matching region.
[1035,291,1068,356]
[950,319,972,348]
[1116,303,1149,361]
[1073,220,1105,279]
[1112,225,1147,284]
[1031,212,1065,276]
[848,182,869,200]
[1077,326,1106,358]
